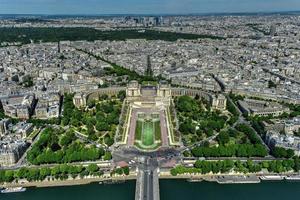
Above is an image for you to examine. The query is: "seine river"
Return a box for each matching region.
[2,179,300,200]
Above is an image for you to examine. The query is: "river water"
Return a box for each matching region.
[2,179,300,200]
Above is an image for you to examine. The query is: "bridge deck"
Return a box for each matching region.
[135,168,160,200]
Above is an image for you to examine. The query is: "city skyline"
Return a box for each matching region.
[1,0,300,15]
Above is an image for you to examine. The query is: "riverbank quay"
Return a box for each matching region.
[0,173,137,188]
[159,171,300,184]
[1,171,300,189]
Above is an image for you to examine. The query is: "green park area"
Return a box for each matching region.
[26,127,108,165]
[135,113,161,150]
[24,92,125,165]
[0,27,224,45]
[175,95,229,146]
[175,95,269,158]
[62,93,123,147]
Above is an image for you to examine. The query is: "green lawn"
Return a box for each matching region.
[142,121,155,146]
[135,120,143,141]
[154,121,161,140]
[135,115,161,150]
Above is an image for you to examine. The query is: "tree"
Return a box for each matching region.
[51,166,60,177]
[226,99,239,116]
[16,167,28,179]
[236,124,261,144]
[96,111,106,121]
[99,94,109,101]
[62,93,76,126]
[286,149,295,158]
[23,76,34,88]
[170,168,178,176]
[39,167,51,180]
[293,157,300,172]
[87,164,99,174]
[96,121,109,132]
[103,152,112,160]
[268,80,277,88]
[4,170,14,182]
[117,90,126,101]
[179,120,195,135]
[87,100,96,108]
[99,102,114,113]
[26,169,40,181]
[106,113,119,125]
[254,144,268,157]
[115,168,123,175]
[272,147,287,158]
[176,96,199,113]
[59,131,75,147]
[87,126,96,137]
[183,150,191,157]
[228,128,238,138]
[70,118,80,127]
[123,167,130,175]
[217,131,230,145]
[104,136,114,146]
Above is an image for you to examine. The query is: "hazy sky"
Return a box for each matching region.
[1,0,300,14]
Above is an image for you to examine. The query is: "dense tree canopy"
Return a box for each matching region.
[216,131,230,145]
[176,96,199,113]
[272,147,295,159]
[175,96,228,145]
[27,128,106,165]
[62,93,122,143]
[235,124,262,145]
[192,144,268,157]
[171,157,299,176]
[0,28,224,45]
[0,164,105,183]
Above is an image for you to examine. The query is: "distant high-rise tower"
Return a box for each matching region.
[154,17,160,26]
[159,16,163,26]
